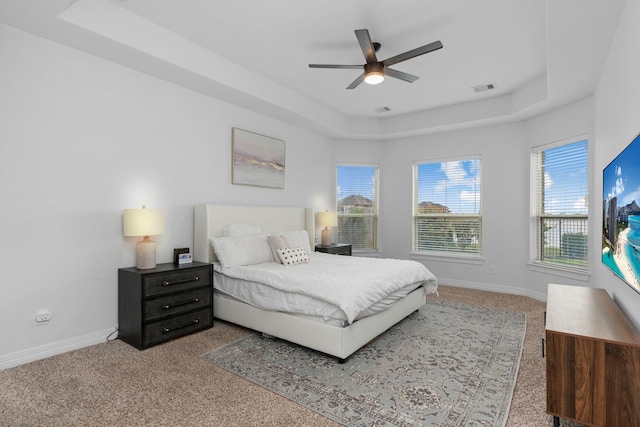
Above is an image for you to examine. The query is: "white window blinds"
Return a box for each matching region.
[336,164,378,250]
[413,158,482,256]
[531,139,588,271]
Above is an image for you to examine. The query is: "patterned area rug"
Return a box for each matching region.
[202,300,526,426]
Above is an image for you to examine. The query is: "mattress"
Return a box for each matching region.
[212,252,438,324]
[213,289,351,327]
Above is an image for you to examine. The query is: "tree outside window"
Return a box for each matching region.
[413,158,482,256]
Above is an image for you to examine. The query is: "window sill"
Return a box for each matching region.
[410,252,484,265]
[527,262,591,282]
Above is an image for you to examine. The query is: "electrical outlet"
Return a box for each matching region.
[36,309,52,323]
[489,265,497,274]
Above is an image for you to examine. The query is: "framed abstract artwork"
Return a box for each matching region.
[232,128,285,189]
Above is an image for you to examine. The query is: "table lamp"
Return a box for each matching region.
[123,205,164,269]
[317,210,337,246]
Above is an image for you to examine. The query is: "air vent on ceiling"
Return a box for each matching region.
[472,83,495,93]
[374,106,391,113]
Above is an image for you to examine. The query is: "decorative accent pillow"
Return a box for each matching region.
[222,224,262,237]
[267,235,291,264]
[277,246,310,265]
[210,234,273,268]
[277,230,312,255]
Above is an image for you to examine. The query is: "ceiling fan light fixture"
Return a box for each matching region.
[309,29,442,89]
[364,63,384,85]
[365,71,384,85]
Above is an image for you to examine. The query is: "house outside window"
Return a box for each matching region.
[336,164,378,251]
[413,157,482,256]
[531,138,589,272]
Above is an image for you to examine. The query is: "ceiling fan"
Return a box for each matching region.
[309,29,443,89]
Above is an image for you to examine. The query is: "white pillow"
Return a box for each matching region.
[267,235,291,264]
[222,224,262,237]
[210,234,273,268]
[277,246,310,265]
[277,230,312,255]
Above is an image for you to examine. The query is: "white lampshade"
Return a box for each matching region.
[123,207,164,237]
[317,211,337,246]
[123,206,164,269]
[317,211,337,228]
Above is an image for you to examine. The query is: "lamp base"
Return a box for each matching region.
[321,227,331,246]
[136,236,157,269]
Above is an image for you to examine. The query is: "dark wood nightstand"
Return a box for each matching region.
[315,243,352,256]
[118,261,213,350]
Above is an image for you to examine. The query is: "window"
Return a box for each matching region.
[413,157,482,256]
[336,164,378,251]
[531,139,588,271]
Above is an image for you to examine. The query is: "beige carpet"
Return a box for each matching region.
[0,285,584,426]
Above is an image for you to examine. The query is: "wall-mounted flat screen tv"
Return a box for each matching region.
[602,131,640,294]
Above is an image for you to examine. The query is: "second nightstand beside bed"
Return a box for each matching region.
[315,243,352,256]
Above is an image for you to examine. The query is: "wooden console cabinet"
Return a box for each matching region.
[545,284,640,427]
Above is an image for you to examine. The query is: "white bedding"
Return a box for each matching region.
[213,267,423,325]
[213,252,438,324]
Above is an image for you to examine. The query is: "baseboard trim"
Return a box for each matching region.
[0,328,115,371]
[436,278,547,302]
[1,282,544,371]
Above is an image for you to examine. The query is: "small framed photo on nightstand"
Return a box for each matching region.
[178,253,193,264]
[174,247,190,264]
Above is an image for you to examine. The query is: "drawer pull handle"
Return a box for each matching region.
[162,298,200,310]
[162,276,199,286]
[162,319,199,334]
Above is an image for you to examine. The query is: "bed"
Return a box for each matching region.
[193,204,438,360]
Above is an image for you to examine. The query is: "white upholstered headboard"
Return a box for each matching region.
[193,204,316,263]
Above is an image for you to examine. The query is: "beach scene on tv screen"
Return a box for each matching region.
[603,133,640,293]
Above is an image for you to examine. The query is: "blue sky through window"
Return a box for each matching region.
[416,159,481,214]
[542,140,588,215]
[337,165,376,200]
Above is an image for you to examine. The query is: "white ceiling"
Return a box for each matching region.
[0,0,627,139]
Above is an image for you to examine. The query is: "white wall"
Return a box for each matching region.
[375,123,534,297]
[335,99,596,302]
[0,24,334,368]
[593,0,640,328]
[3,0,640,367]
[344,0,640,327]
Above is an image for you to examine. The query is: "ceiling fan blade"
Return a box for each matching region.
[382,40,443,67]
[354,29,378,63]
[346,73,365,90]
[309,64,363,69]
[384,67,419,83]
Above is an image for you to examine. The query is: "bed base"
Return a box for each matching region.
[214,286,427,361]
[194,203,430,361]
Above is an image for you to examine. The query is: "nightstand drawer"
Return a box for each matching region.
[143,267,212,297]
[145,287,212,322]
[144,308,212,347]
